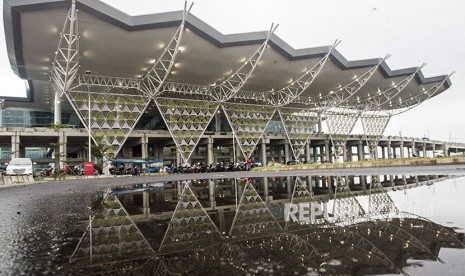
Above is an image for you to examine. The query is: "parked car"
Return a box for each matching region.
[5,158,35,176]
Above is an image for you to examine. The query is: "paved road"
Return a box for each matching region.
[1,164,464,274]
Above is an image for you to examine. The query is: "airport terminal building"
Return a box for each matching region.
[1,0,464,167]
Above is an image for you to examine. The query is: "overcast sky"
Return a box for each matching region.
[1,0,464,142]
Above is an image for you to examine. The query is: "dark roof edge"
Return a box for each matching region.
[3,0,452,89]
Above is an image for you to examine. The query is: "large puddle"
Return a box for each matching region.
[1,174,464,275]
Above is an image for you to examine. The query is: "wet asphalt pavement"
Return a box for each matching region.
[1,164,465,275]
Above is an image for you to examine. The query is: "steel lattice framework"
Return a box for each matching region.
[332,177,366,225]
[46,0,452,164]
[285,177,327,231]
[141,3,192,98]
[155,98,219,164]
[159,181,223,253]
[212,24,277,102]
[278,108,319,160]
[229,179,283,238]
[222,103,276,160]
[325,110,360,160]
[69,192,156,273]
[269,40,339,106]
[49,0,80,99]
[361,114,391,159]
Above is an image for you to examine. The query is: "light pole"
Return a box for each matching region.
[86,70,92,162]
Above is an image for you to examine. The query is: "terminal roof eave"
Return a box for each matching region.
[2,0,452,110]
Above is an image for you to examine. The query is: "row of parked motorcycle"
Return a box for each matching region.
[166,161,256,174]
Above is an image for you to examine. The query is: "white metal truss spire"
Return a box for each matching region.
[141,2,193,97]
[271,40,340,106]
[159,181,223,253]
[222,103,276,160]
[211,24,278,102]
[278,108,319,160]
[361,113,391,159]
[229,179,282,238]
[388,72,454,116]
[317,55,389,110]
[50,0,79,98]
[154,97,219,164]
[357,63,426,111]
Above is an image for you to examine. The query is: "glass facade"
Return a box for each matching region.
[1,109,83,128]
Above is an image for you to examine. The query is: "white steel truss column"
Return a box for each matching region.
[361,113,391,159]
[212,24,277,102]
[159,181,223,253]
[270,41,339,106]
[141,2,192,97]
[154,97,219,164]
[222,103,276,160]
[50,0,79,105]
[278,108,318,161]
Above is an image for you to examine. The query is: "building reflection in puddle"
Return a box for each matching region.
[69,175,464,275]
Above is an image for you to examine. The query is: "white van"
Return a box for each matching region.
[5,158,34,176]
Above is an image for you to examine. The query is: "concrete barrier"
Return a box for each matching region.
[0,175,34,186]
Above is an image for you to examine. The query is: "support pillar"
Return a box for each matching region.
[400,142,405,158]
[342,143,347,162]
[284,141,290,163]
[373,145,379,160]
[313,146,318,163]
[325,140,331,163]
[381,146,386,159]
[208,180,216,208]
[176,152,181,166]
[387,140,392,159]
[305,141,311,163]
[142,191,150,217]
[207,137,213,166]
[443,144,449,157]
[317,112,322,133]
[263,177,270,201]
[141,135,148,160]
[432,144,436,158]
[54,91,62,125]
[218,209,225,233]
[59,132,67,169]
[215,111,221,132]
[11,132,20,159]
[358,140,364,161]
[422,143,427,158]
[260,139,267,166]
